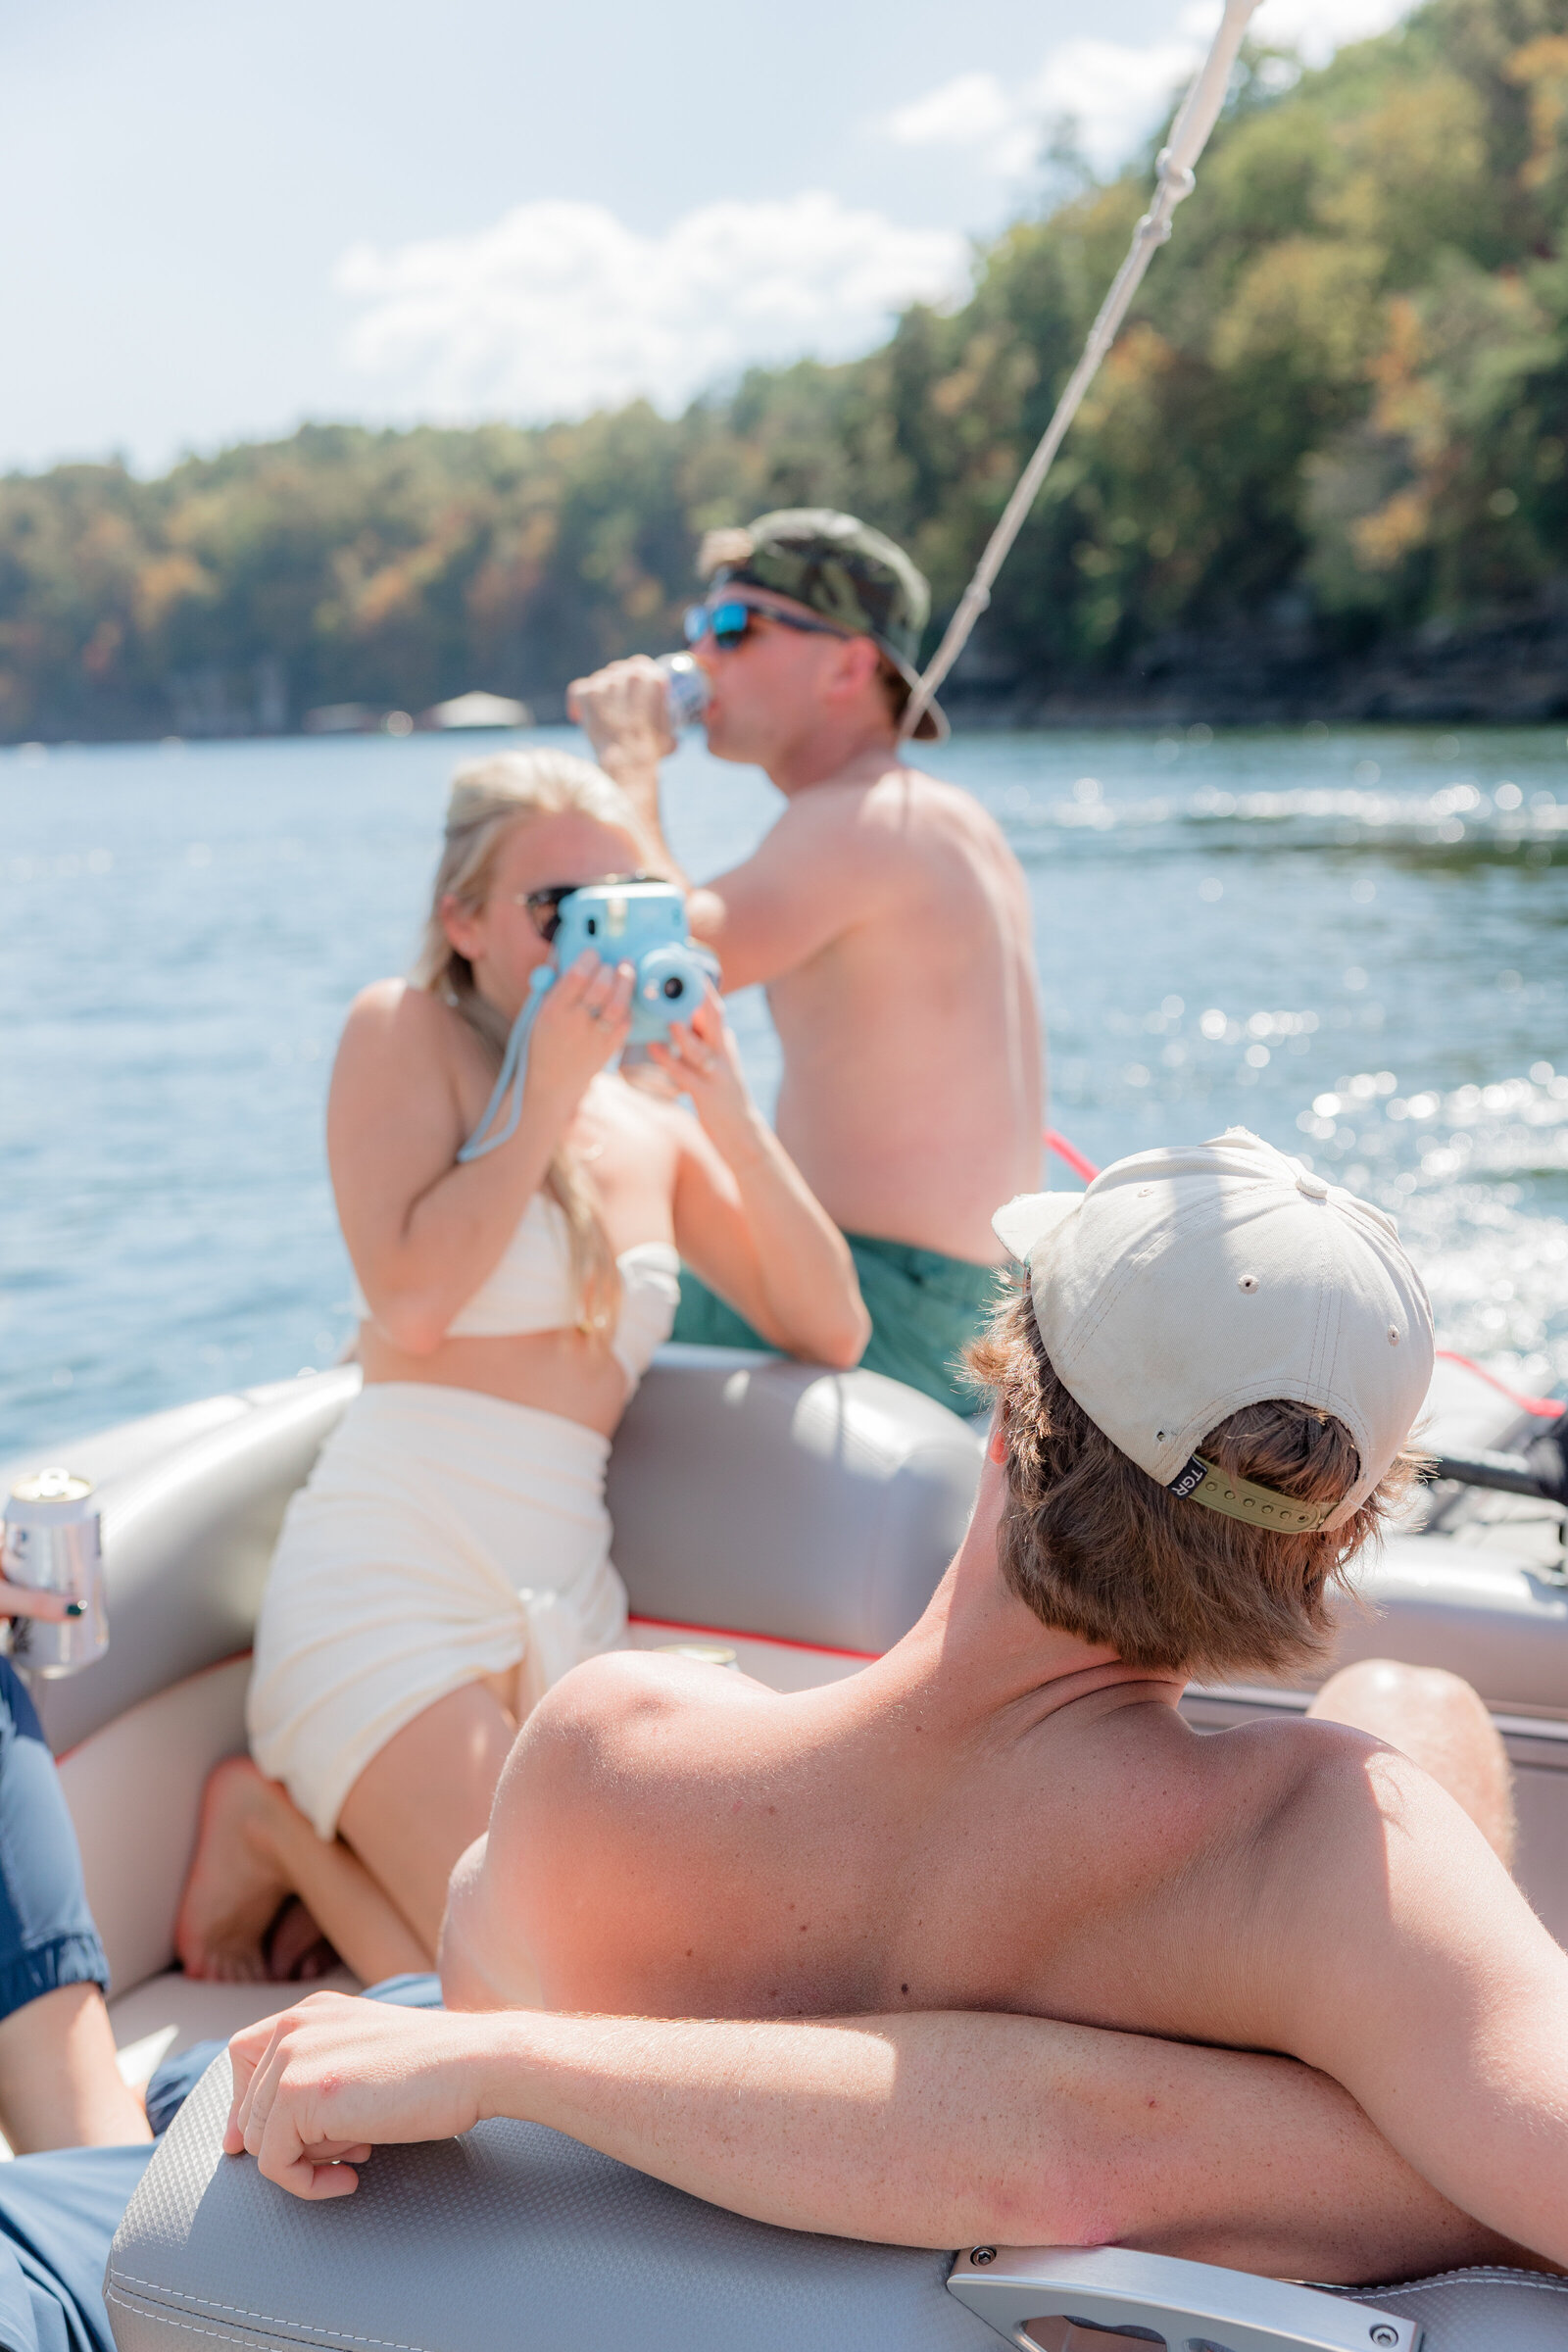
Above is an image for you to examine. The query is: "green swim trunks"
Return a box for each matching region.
[670,1232,1001,1418]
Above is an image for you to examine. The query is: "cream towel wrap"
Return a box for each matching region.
[247,1383,626,1839]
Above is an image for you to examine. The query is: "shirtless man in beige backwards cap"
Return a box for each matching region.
[227,1134,1563,2280]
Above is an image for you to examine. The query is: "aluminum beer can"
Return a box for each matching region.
[3,1467,107,1677]
[657,652,710,730]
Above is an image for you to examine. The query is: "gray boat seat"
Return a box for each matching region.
[24,1349,983,1762]
[106,2056,1568,2352]
[609,1345,984,1653]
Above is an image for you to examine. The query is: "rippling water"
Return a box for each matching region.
[1,720,1564,1456]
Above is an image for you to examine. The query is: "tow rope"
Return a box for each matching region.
[901,0,1263,739]
[1045,1128,1100,1183]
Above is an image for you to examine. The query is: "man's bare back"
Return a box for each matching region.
[700,759,1041,1261]
[455,1636,1273,2028]
[448,1442,1568,2269]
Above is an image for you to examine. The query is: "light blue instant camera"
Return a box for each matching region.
[545,879,711,1045]
[461,880,714,1162]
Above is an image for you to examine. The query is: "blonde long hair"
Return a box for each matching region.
[412,748,643,1335]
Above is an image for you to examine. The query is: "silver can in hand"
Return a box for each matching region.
[3,1468,107,1677]
[657,652,710,730]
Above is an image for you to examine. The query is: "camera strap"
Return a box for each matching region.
[457,967,554,1162]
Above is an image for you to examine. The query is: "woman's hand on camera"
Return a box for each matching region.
[647,986,756,1146]
[525,953,633,1115]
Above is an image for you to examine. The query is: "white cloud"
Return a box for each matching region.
[884,72,1019,155]
[1250,0,1413,61]
[335,193,967,423]
[882,35,1196,179]
[880,0,1416,179]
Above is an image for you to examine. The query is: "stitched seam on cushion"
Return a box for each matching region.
[1321,2267,1568,2297]
[107,2298,269,2351]
[107,2292,300,2351]
[110,2276,440,2351]
[107,2290,383,2352]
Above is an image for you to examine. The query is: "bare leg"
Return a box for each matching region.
[1309,1658,1517,1868]
[337,1681,519,1958]
[180,1682,519,1982]
[0,1982,151,2153]
[177,1755,428,1985]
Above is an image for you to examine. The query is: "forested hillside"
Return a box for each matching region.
[3,0,1564,741]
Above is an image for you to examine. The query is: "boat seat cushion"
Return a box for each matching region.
[34,1353,983,1759]
[106,2055,989,2352]
[607,1348,982,1654]
[106,2055,1568,2352]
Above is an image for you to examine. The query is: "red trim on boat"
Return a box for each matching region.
[1435,1349,1565,1420]
[629,1615,875,1663]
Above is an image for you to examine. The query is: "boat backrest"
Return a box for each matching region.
[24,1349,982,1754]
[107,2053,1568,2352]
[1334,1536,1568,1711]
[22,1371,360,1756]
[607,1346,982,1653]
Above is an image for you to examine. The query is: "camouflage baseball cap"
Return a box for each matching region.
[698,508,948,743]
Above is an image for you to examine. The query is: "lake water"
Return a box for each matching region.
[2,721,1565,1458]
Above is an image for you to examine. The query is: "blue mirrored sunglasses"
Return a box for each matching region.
[682,598,849,652]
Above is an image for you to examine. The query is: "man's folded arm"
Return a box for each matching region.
[473,2005,1520,2283]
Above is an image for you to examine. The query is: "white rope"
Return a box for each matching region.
[901,0,1263,741]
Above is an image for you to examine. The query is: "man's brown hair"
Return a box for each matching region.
[966,1273,1420,1680]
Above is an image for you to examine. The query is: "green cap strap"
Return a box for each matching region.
[1169,1453,1333,1535]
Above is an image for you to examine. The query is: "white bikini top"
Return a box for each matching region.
[353,1192,680,1393]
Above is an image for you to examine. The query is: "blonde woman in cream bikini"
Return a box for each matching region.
[176,750,868,1985]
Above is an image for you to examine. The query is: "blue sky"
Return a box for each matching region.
[1,0,1404,474]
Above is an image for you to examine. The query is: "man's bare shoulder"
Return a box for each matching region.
[1253,1709,1435,1816]
[1024,1709,1455,2050]
[531,1648,771,1763]
[1032,1700,1316,1876]
[867,760,997,822]
[1190,1709,1410,1849]
[1057,1708,1409,1917]
[779,760,1014,867]
[1206,1710,1494,1985]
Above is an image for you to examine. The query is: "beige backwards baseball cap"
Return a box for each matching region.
[993,1129,1434,1535]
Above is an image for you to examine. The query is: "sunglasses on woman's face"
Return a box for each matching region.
[682,597,849,653]
[513,872,661,944]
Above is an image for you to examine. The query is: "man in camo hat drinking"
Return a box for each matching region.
[568,509,1043,1415]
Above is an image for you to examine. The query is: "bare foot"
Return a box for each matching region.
[175,1756,293,1982]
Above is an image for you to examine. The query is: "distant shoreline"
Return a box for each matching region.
[939,593,1568,735]
[5,594,1566,751]
[8,659,1566,753]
